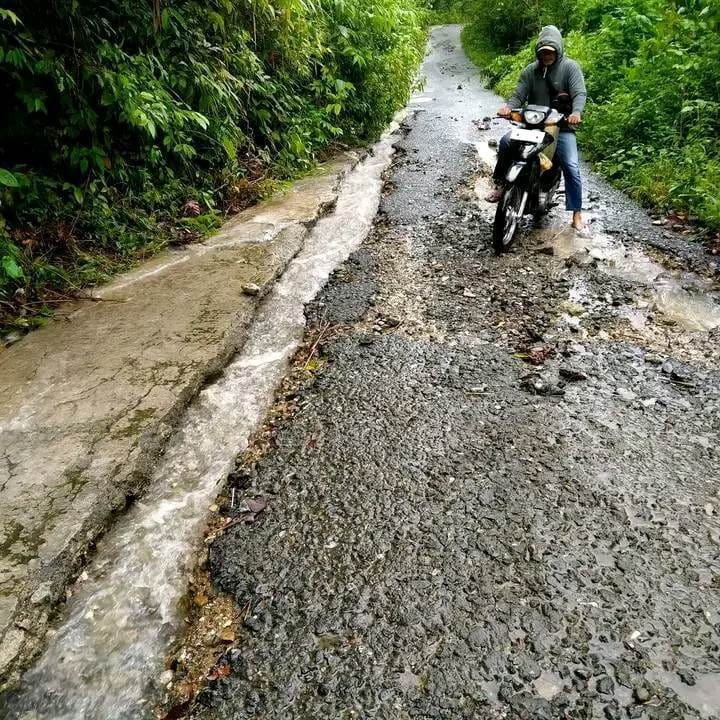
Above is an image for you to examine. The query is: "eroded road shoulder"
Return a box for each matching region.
[177,26,720,720]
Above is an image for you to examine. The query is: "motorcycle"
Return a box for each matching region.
[492,105,566,254]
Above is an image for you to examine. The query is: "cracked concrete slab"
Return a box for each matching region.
[0,152,359,687]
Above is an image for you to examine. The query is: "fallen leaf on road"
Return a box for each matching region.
[206,663,230,681]
[529,345,554,364]
[215,496,269,533]
[561,300,585,317]
[514,345,555,365]
[304,357,323,372]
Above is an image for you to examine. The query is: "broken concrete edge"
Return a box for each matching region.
[0,226,306,692]
[159,316,337,718]
[0,150,365,693]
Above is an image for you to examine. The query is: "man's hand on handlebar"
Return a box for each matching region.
[497,104,511,118]
[568,112,582,126]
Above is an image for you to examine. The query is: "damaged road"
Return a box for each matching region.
[177,26,720,720]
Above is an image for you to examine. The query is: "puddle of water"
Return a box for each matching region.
[652,285,720,331]
[538,228,720,331]
[537,223,720,333]
[1,118,403,720]
[648,669,720,718]
[470,140,720,333]
[584,235,720,332]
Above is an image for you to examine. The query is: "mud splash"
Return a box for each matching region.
[1,119,403,720]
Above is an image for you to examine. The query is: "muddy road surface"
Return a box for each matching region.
[179,26,720,720]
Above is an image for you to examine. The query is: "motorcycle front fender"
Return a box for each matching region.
[505,161,527,184]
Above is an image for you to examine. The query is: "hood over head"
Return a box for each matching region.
[535,25,564,61]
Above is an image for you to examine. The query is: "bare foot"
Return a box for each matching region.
[571,212,588,235]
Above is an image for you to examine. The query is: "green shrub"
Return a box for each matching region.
[461,0,576,53]
[427,0,468,23]
[0,0,426,330]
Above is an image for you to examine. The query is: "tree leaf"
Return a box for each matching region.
[2,255,24,280]
[0,168,19,187]
[0,9,21,25]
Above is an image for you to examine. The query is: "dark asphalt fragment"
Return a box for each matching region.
[559,366,588,381]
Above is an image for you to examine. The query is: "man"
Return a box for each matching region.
[486,25,588,233]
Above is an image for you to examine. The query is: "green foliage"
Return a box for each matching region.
[461,0,575,53]
[461,0,720,231]
[0,0,426,330]
[460,21,502,68]
[427,0,467,22]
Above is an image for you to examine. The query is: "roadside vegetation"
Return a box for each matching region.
[451,0,720,238]
[428,0,466,22]
[0,0,426,333]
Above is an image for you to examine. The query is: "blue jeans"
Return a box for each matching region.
[495,130,583,212]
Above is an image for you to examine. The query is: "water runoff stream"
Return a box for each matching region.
[1,117,404,720]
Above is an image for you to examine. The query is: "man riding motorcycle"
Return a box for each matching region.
[486,25,588,233]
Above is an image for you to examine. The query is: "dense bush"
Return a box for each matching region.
[461,0,720,232]
[0,0,426,330]
[428,0,467,22]
[462,0,574,52]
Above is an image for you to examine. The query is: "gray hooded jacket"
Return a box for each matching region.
[507,25,587,118]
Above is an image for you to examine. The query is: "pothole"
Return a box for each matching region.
[469,141,720,342]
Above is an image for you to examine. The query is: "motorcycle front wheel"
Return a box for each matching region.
[492,185,524,254]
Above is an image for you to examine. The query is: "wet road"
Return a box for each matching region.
[182,26,720,720]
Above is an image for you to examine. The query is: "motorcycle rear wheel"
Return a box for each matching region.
[492,185,524,254]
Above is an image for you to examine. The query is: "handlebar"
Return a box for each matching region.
[496,109,577,127]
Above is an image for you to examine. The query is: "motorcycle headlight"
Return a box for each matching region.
[523,109,546,125]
